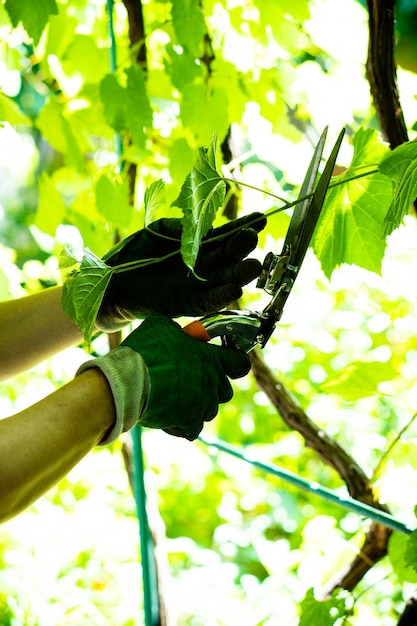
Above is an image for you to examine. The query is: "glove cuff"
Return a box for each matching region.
[76,346,150,445]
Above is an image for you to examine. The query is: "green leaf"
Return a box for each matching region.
[168,138,195,188]
[99,74,127,132]
[321,361,397,401]
[45,12,77,59]
[62,250,113,344]
[180,82,230,145]
[0,91,31,125]
[246,68,286,127]
[379,139,417,236]
[58,248,79,272]
[254,0,310,51]
[36,99,83,170]
[126,65,153,148]
[95,175,132,228]
[210,59,246,124]
[312,128,392,278]
[171,135,226,271]
[299,588,347,626]
[5,0,58,44]
[404,529,417,575]
[34,172,66,235]
[61,116,84,171]
[171,0,206,57]
[64,34,108,84]
[99,67,152,148]
[388,532,417,584]
[165,46,203,90]
[144,179,168,225]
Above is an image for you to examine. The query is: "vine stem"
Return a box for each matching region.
[111,250,180,273]
[372,411,417,479]
[223,166,379,206]
[91,165,381,275]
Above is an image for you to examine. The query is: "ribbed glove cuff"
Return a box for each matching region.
[76,346,150,445]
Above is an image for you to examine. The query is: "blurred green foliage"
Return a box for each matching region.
[1,0,417,625]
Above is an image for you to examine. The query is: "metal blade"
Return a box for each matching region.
[281,126,329,255]
[260,127,345,330]
[291,127,345,269]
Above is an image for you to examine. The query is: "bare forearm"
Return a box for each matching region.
[0,287,84,380]
[0,369,115,523]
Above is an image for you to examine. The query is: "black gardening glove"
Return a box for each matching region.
[96,212,266,331]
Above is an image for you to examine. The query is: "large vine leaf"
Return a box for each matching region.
[171,0,207,57]
[299,588,348,626]
[95,174,132,228]
[404,529,417,575]
[125,65,153,149]
[5,0,58,45]
[379,139,417,236]
[388,532,417,584]
[61,249,113,345]
[34,172,66,236]
[99,66,152,148]
[0,91,31,125]
[100,73,127,132]
[312,128,392,279]
[171,134,226,272]
[321,360,397,401]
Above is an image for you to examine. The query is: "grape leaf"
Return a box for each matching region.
[126,65,153,148]
[100,74,127,132]
[299,588,347,626]
[0,92,31,125]
[34,172,66,236]
[312,128,392,278]
[99,67,152,148]
[5,0,58,44]
[171,135,226,272]
[321,361,397,401]
[62,250,113,345]
[403,529,417,575]
[388,532,417,584]
[165,46,203,90]
[36,99,83,170]
[171,0,207,57]
[180,82,230,145]
[144,179,168,225]
[379,139,417,236]
[59,248,79,271]
[95,175,132,228]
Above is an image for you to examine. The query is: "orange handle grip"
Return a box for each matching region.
[183,320,210,342]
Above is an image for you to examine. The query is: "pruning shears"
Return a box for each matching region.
[184,127,345,352]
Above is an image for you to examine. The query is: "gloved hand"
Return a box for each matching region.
[77,315,251,444]
[96,212,267,331]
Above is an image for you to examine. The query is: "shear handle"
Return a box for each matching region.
[183,311,264,353]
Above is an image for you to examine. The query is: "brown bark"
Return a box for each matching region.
[250,348,391,591]
[121,0,147,200]
[122,0,147,67]
[366,0,409,148]
[366,3,417,621]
